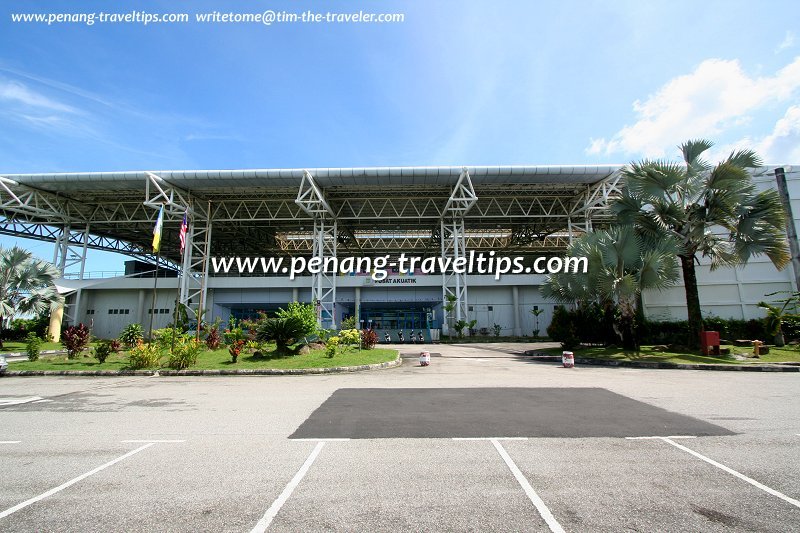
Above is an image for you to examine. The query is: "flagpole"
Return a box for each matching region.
[147,205,164,343]
[171,208,188,354]
[148,249,161,342]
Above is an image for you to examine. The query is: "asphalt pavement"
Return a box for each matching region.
[0,342,798,532]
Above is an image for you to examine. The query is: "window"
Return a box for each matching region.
[86,309,94,315]
[487,306,493,312]
[469,306,474,312]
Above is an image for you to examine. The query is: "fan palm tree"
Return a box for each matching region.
[613,140,790,347]
[0,246,63,348]
[541,226,679,349]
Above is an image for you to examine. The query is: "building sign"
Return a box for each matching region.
[371,278,418,285]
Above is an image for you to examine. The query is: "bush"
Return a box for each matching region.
[360,329,378,350]
[453,320,468,338]
[228,339,245,361]
[167,338,202,370]
[256,316,305,350]
[205,324,221,350]
[276,302,317,339]
[25,332,42,361]
[326,336,339,358]
[93,341,113,363]
[547,306,581,349]
[120,323,144,347]
[153,327,189,350]
[338,328,360,348]
[128,341,161,369]
[109,339,122,353]
[61,323,90,359]
[493,324,501,337]
[340,316,356,330]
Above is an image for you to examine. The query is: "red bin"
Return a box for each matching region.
[700,331,720,356]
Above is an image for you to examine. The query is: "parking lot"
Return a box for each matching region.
[1,343,799,532]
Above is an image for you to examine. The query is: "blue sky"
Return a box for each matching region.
[1,0,799,271]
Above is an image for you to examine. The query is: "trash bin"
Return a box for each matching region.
[700,331,720,355]
[562,351,574,368]
[419,351,431,366]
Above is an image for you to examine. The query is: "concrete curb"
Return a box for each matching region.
[524,351,800,372]
[1,352,402,377]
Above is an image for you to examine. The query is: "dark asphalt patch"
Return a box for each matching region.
[289,387,736,439]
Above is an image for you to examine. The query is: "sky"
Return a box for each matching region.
[1,0,799,272]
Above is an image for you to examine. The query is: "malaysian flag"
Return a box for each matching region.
[179,210,188,253]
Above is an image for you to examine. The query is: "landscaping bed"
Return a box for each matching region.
[533,345,800,366]
[5,345,398,373]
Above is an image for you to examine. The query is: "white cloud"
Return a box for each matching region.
[776,31,796,53]
[587,57,800,158]
[0,78,77,113]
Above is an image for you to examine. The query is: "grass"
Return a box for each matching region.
[537,344,800,365]
[1,341,63,353]
[7,344,398,371]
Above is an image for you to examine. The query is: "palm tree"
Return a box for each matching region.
[0,246,63,348]
[541,226,679,350]
[613,140,790,347]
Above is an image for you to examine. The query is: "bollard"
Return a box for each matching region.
[419,351,431,366]
[562,351,575,368]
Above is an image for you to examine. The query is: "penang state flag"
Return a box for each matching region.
[179,210,188,253]
[152,205,164,253]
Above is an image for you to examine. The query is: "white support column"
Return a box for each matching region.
[292,288,299,303]
[52,224,90,326]
[137,289,146,325]
[512,286,521,337]
[441,168,477,332]
[355,287,361,327]
[144,174,211,322]
[296,170,337,329]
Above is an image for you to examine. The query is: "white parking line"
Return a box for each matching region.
[0,441,21,444]
[251,441,326,532]
[453,437,529,441]
[626,436,697,440]
[289,438,350,442]
[121,439,186,443]
[0,396,43,407]
[491,439,565,533]
[0,443,156,520]
[659,437,800,510]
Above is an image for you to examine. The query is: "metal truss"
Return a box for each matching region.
[145,173,212,320]
[569,170,623,218]
[441,169,477,331]
[0,218,178,270]
[296,171,337,328]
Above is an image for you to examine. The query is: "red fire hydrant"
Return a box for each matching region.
[562,351,575,368]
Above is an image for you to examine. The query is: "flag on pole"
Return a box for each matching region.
[179,210,188,253]
[152,205,164,253]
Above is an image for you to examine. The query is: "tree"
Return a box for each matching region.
[541,226,679,350]
[613,140,790,347]
[0,246,63,348]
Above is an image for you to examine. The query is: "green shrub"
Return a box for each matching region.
[360,329,378,350]
[153,327,189,350]
[61,323,90,359]
[453,320,468,338]
[256,316,304,350]
[120,323,144,347]
[340,315,356,330]
[547,306,580,349]
[493,324,501,337]
[338,328,360,347]
[93,341,113,363]
[276,302,317,338]
[326,336,339,358]
[167,338,202,370]
[25,332,42,361]
[128,342,161,369]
